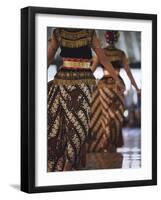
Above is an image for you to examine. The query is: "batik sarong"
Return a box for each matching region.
[88,75,125,152]
[48,67,95,171]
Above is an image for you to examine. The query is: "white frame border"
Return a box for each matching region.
[35,13,152,187]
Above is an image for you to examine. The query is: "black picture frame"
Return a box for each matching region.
[21,6,157,193]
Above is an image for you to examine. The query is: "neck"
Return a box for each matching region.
[108,44,115,48]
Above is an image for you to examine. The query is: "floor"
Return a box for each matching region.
[83,128,141,170]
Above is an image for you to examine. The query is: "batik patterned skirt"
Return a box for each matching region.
[48,67,96,171]
[88,75,125,152]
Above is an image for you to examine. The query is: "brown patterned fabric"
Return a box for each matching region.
[88,76,125,153]
[54,28,95,48]
[48,67,95,171]
[102,47,125,68]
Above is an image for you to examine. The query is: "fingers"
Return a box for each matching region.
[137,89,141,98]
[117,83,125,94]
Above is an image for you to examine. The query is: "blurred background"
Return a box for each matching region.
[47,28,141,170]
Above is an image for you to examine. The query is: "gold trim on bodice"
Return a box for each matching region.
[60,38,91,48]
[60,29,92,40]
[54,28,94,48]
[103,47,125,62]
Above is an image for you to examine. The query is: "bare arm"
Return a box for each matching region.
[90,55,99,72]
[91,34,123,86]
[122,54,140,92]
[47,31,59,68]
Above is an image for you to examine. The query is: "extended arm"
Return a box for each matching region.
[122,54,140,92]
[90,55,99,72]
[47,30,59,68]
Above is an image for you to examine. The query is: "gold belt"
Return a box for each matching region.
[63,60,90,68]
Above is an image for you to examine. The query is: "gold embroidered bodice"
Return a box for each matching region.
[54,28,95,48]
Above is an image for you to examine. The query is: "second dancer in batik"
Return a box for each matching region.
[88,31,141,153]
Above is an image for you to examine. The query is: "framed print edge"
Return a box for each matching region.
[21,7,30,192]
[21,7,36,193]
[21,6,157,193]
[151,14,157,186]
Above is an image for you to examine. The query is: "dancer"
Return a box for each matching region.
[88,31,141,153]
[47,28,124,171]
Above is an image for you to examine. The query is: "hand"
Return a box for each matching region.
[116,80,125,94]
[137,89,141,97]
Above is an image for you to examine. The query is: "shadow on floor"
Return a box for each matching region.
[10,184,20,191]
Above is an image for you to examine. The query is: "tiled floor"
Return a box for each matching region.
[117,128,141,169]
[83,128,141,170]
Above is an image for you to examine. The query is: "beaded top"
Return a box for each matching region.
[53,28,95,59]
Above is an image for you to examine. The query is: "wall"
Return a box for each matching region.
[0,0,160,199]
